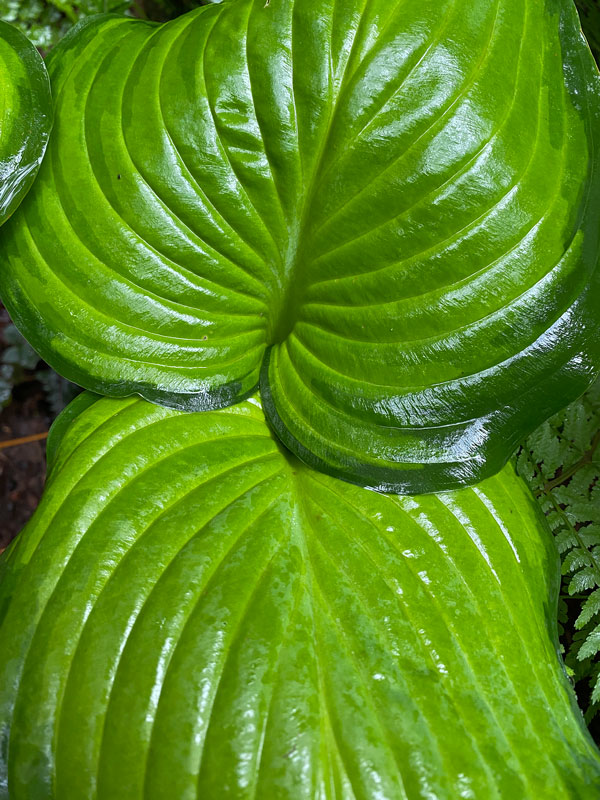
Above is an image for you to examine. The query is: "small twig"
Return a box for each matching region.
[0,432,49,451]
[562,595,595,601]
[540,429,600,496]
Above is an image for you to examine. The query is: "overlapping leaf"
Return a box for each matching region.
[1,393,600,799]
[0,20,51,226]
[1,0,599,493]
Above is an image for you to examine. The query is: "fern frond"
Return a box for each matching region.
[577,590,600,629]
[517,377,600,726]
[578,625,600,661]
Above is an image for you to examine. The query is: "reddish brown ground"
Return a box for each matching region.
[0,305,51,549]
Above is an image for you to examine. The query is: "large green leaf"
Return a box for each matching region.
[0,20,51,226]
[1,393,599,799]
[1,0,599,493]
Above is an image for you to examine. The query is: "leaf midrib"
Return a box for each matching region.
[266,0,371,344]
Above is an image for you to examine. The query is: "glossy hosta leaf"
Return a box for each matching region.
[1,394,600,799]
[0,20,51,226]
[1,1,599,493]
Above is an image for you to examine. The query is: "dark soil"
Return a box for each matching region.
[0,305,51,549]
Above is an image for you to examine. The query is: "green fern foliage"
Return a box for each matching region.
[517,378,600,723]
